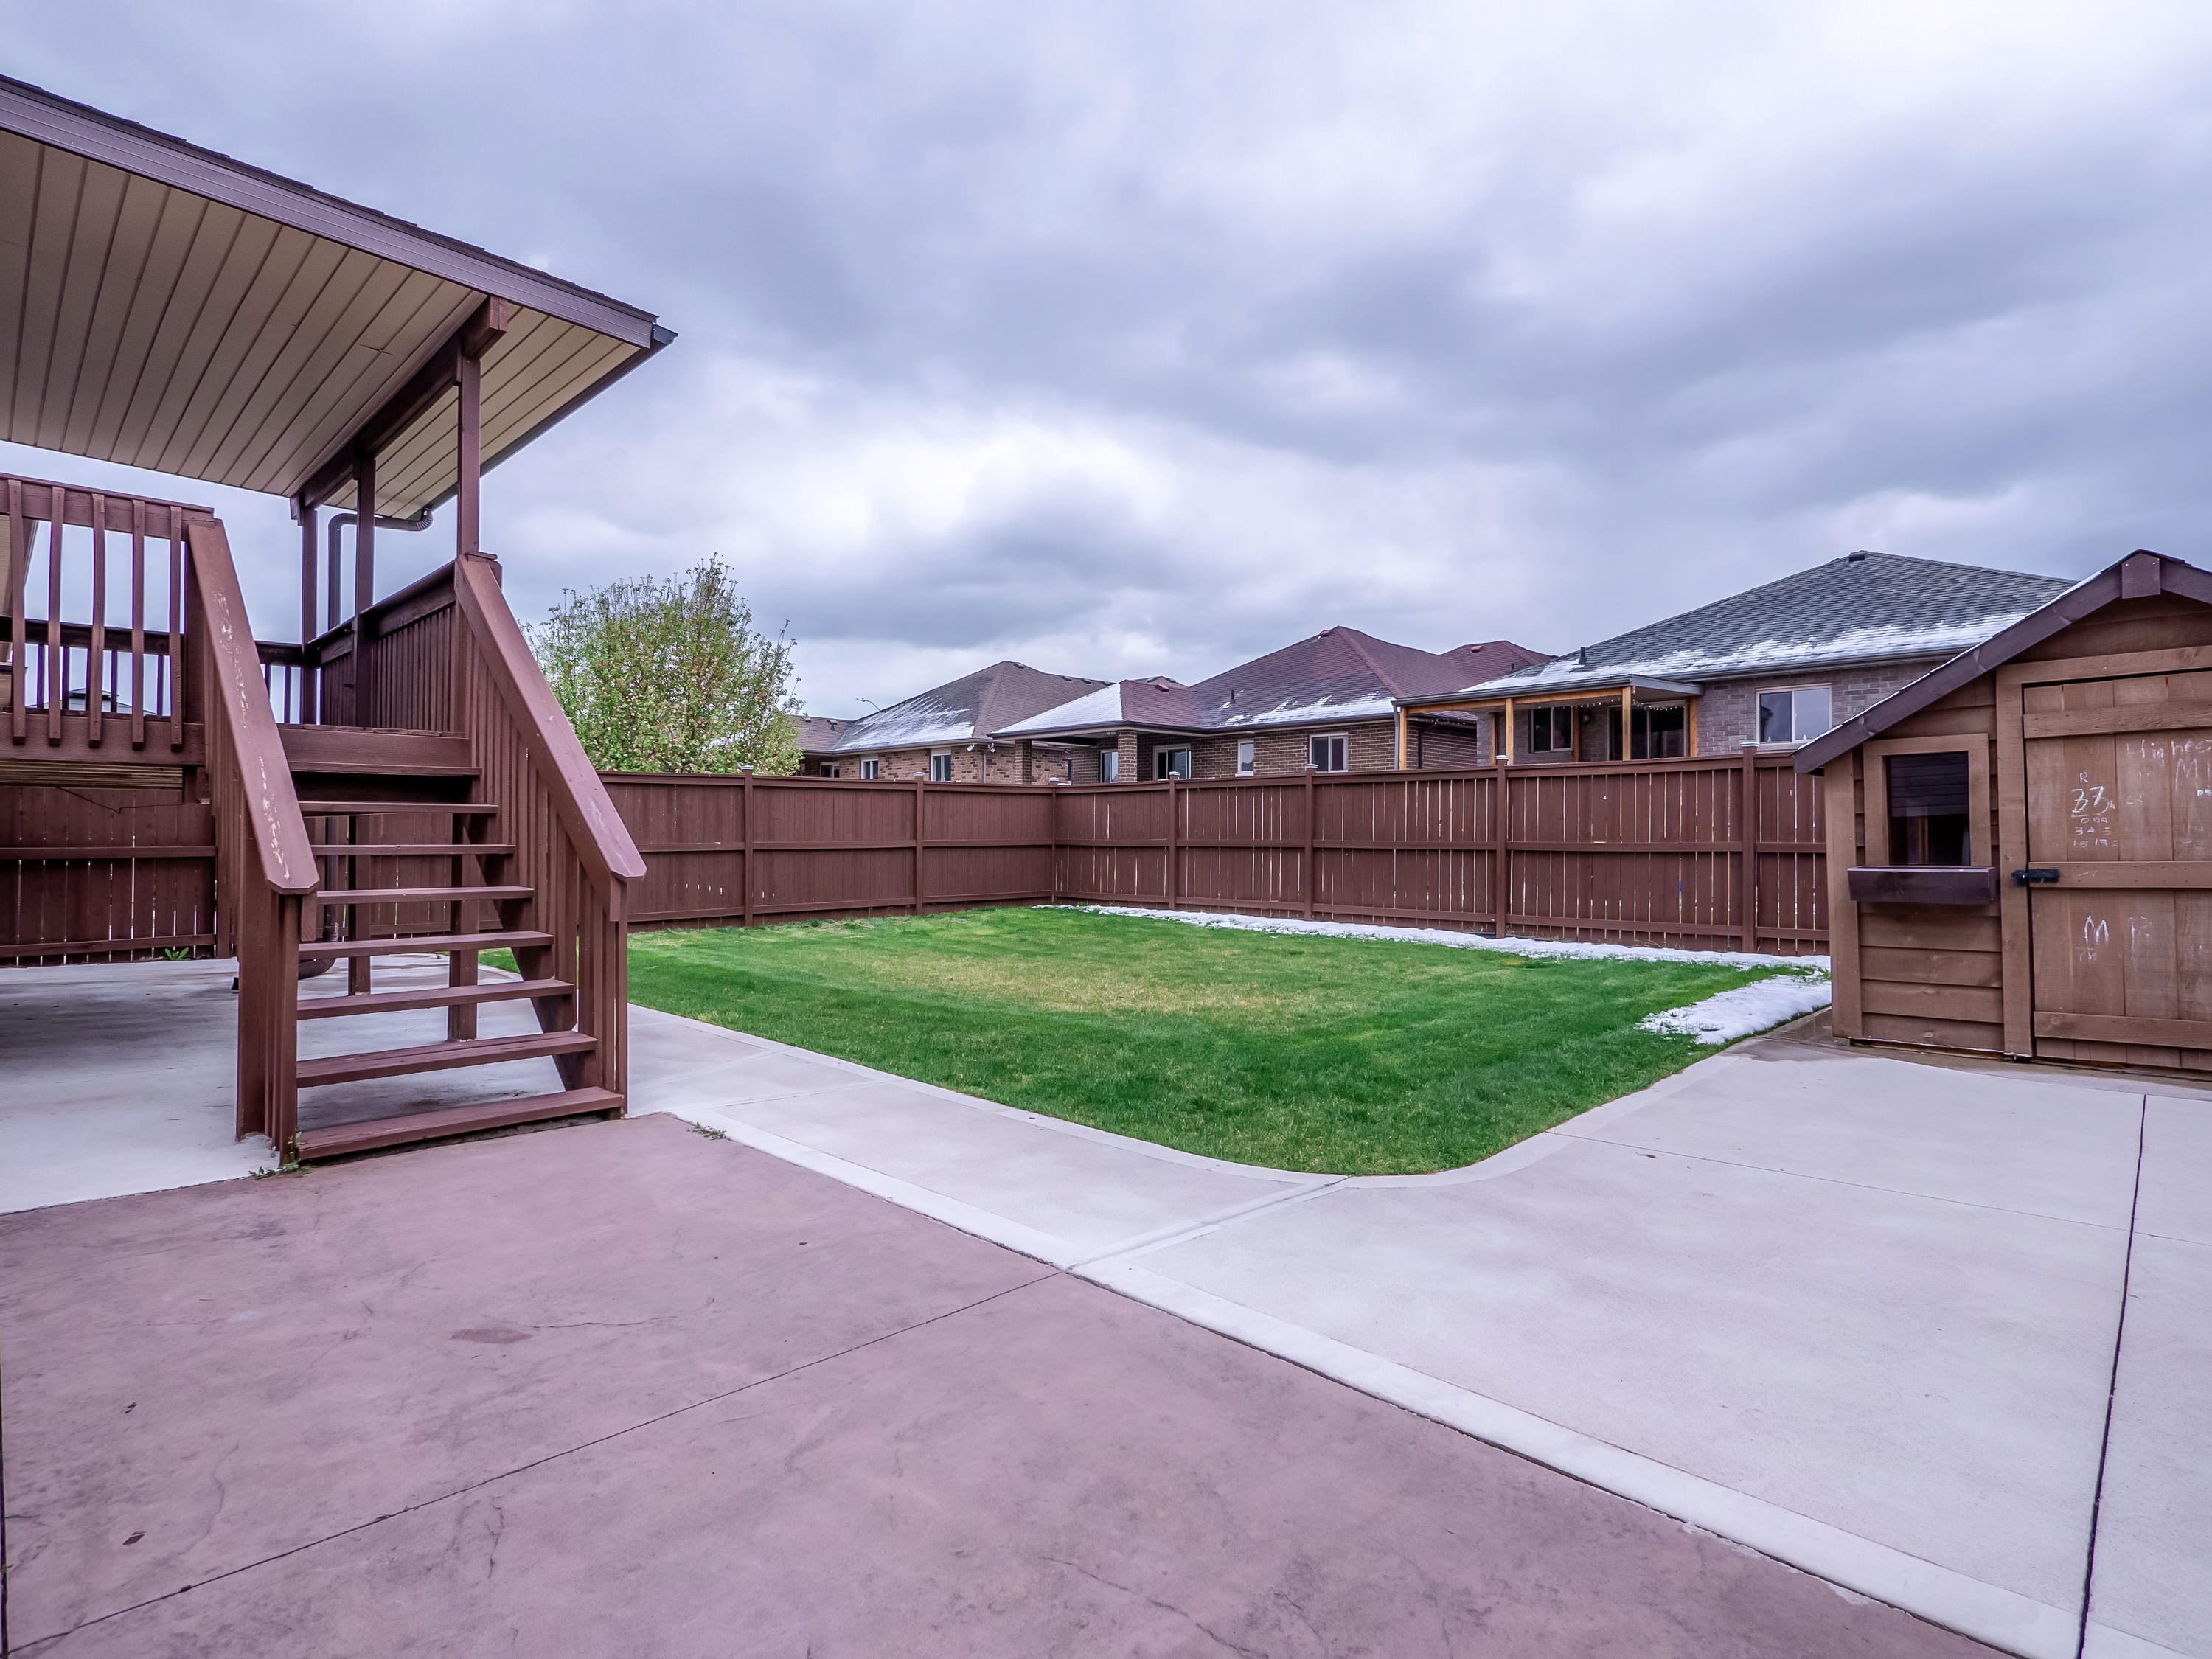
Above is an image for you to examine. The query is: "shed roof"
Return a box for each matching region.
[0,74,670,519]
[828,661,1110,754]
[999,627,1549,739]
[1793,551,2212,771]
[1436,553,2070,704]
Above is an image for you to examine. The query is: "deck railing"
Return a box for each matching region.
[184,518,319,1146]
[1,474,206,751]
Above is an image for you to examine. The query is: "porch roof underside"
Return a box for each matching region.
[0,77,663,521]
[1400,676,1705,711]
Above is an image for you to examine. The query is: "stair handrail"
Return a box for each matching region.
[451,552,647,894]
[187,519,319,894]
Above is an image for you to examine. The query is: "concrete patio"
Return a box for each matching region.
[3,953,2207,1657]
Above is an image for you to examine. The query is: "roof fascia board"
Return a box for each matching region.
[0,74,655,347]
[1793,567,2129,772]
[1398,673,1707,709]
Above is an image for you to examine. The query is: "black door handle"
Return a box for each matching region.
[2013,868,2060,886]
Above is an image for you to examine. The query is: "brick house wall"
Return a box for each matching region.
[1690,662,1940,754]
[1407,719,1486,769]
[1501,660,1947,762]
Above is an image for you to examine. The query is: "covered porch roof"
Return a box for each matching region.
[1397,675,1705,715]
[0,74,670,520]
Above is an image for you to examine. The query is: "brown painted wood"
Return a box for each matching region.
[310,884,531,908]
[1860,1011,2005,1051]
[2023,702,2212,740]
[1994,667,2034,1056]
[305,841,515,857]
[1822,757,1863,1037]
[1860,946,2002,987]
[292,1086,621,1161]
[1847,867,1998,905]
[2034,1010,2212,1047]
[296,799,498,815]
[300,928,553,959]
[296,1028,594,1088]
[280,726,473,773]
[1861,979,2005,1021]
[298,978,571,1019]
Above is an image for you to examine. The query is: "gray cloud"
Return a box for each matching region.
[11,0,2212,715]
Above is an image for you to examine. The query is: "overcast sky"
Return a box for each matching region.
[11,1,2212,716]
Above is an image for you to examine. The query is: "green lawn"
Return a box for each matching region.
[608,906,1811,1175]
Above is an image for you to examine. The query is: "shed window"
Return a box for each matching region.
[1758,686,1833,745]
[1526,706,1573,753]
[1887,751,1972,865]
[1310,733,1348,772]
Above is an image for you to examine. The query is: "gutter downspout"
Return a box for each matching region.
[326,509,434,632]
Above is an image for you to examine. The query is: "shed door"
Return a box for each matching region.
[2015,667,2212,1066]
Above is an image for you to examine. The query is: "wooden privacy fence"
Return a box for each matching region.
[605,746,1827,955]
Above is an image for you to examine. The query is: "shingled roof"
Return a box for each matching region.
[1437,553,2072,703]
[827,662,1109,754]
[998,628,1550,739]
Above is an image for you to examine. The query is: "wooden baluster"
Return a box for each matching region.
[5,477,23,740]
[128,497,147,748]
[88,493,107,747]
[167,507,185,751]
[45,493,64,744]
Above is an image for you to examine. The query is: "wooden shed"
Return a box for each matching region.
[1798,549,2212,1069]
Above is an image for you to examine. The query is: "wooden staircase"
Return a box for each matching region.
[280,728,622,1161]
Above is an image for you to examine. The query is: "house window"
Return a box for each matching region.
[1630,705,1687,759]
[1757,686,1833,745]
[1526,706,1573,754]
[1236,740,1256,776]
[1155,747,1193,779]
[821,763,841,779]
[930,751,954,782]
[1887,751,1972,865]
[860,758,879,780]
[1309,733,1348,772]
[1099,750,1120,782]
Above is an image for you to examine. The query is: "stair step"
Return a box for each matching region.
[282,728,475,776]
[307,842,516,857]
[297,978,573,1020]
[297,1029,596,1088]
[293,1087,622,1161]
[299,801,499,816]
[312,885,532,909]
[299,930,552,959]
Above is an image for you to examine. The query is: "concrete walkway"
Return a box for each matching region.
[620,1004,2212,1659]
[4,958,2205,1656]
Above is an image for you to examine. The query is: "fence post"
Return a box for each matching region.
[1167,775,1179,909]
[914,776,927,915]
[1303,768,1317,919]
[742,771,755,928]
[1048,779,1061,903]
[1740,742,1759,953]
[1494,762,1510,934]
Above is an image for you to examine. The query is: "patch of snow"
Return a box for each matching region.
[833,700,977,749]
[1638,975,1833,1044]
[1057,905,1828,971]
[1460,614,2043,698]
[1000,683,1131,734]
[1216,692,1399,728]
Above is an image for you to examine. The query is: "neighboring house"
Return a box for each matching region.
[996,628,1551,782]
[1399,552,2073,764]
[793,714,855,776]
[813,662,1110,782]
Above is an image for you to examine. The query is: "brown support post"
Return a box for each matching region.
[456,349,483,557]
[914,776,927,914]
[1167,774,1180,908]
[1303,768,1317,919]
[742,770,756,926]
[87,493,107,748]
[1495,762,1510,932]
[129,496,147,748]
[1823,756,1863,1037]
[298,501,318,724]
[1740,742,1760,952]
[45,499,64,744]
[353,444,376,725]
[5,477,24,740]
[1621,685,1633,760]
[167,506,185,751]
